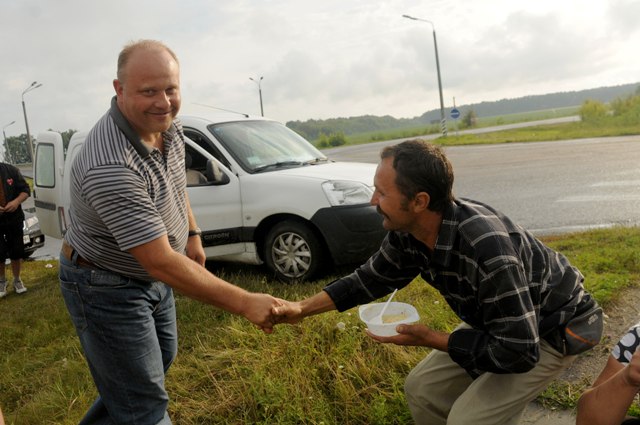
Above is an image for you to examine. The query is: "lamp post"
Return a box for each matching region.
[402,14,447,136]
[249,76,264,116]
[2,120,16,164]
[22,81,43,163]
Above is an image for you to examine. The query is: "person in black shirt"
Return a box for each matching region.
[274,139,601,425]
[0,162,30,298]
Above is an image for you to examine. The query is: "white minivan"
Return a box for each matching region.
[33,114,386,282]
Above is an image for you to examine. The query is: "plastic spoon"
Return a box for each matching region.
[375,288,398,324]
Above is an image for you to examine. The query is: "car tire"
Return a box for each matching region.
[263,220,326,283]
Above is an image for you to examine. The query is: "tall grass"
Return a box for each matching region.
[1,227,640,423]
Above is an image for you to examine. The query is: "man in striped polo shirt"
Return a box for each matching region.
[274,140,602,424]
[59,40,285,424]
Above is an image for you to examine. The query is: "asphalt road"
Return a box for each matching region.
[326,134,640,236]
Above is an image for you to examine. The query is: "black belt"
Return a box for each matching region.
[61,241,97,268]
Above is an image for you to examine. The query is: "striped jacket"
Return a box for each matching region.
[324,198,592,375]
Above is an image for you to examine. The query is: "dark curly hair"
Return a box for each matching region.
[380,139,454,212]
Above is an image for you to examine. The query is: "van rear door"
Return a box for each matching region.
[33,131,68,238]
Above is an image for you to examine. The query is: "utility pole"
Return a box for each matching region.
[22,81,43,162]
[402,15,447,136]
[249,76,264,116]
[2,120,16,163]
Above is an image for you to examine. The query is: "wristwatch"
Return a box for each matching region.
[188,227,202,237]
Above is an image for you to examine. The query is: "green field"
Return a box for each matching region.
[328,104,640,148]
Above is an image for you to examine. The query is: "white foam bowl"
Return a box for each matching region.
[358,301,420,337]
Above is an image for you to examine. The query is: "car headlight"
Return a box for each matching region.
[322,180,373,206]
[24,216,39,229]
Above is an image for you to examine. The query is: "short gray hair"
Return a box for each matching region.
[116,39,179,82]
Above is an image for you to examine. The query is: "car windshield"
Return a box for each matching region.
[208,120,328,173]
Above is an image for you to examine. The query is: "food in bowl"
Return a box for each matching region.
[382,312,408,323]
[358,302,420,337]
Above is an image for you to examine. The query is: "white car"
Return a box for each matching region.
[23,209,45,257]
[33,114,386,282]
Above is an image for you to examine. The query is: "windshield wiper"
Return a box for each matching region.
[304,157,329,165]
[253,161,303,173]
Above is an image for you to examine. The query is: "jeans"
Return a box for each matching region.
[59,254,178,425]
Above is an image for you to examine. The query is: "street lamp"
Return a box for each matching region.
[249,76,264,117]
[402,14,447,136]
[2,120,16,164]
[22,81,43,163]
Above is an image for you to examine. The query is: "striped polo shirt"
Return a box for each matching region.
[64,96,189,282]
[325,198,592,375]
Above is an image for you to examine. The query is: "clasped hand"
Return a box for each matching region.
[243,295,302,333]
[0,201,18,214]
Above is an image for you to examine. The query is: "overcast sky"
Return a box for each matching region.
[1,0,639,140]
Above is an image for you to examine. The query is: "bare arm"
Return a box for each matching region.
[272,291,337,323]
[577,352,640,425]
[184,193,206,265]
[129,235,283,332]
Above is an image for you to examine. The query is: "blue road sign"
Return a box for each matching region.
[450,108,460,119]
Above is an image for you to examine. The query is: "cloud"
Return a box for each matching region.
[0,0,638,139]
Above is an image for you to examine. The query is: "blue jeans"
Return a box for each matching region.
[59,254,178,425]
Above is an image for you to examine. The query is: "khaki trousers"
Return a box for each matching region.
[404,326,576,425]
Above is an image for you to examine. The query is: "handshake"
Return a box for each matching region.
[239,291,322,334]
[237,290,432,349]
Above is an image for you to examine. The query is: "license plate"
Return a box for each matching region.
[23,235,30,244]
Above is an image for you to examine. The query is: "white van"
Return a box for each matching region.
[33,114,386,282]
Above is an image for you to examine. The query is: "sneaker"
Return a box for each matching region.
[0,280,6,298]
[14,279,27,294]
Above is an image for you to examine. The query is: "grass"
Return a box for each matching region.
[433,120,640,147]
[2,226,640,423]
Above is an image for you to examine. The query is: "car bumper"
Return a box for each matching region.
[24,230,46,255]
[311,204,386,266]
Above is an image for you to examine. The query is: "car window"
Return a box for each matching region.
[184,129,230,169]
[209,121,326,173]
[184,145,210,186]
[35,144,56,188]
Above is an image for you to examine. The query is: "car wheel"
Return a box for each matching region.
[263,220,326,283]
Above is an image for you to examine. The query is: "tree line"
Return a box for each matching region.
[3,129,76,164]
[580,86,640,124]
[286,82,640,142]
